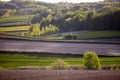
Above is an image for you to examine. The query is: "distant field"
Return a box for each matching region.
[0,15,33,27]
[45,31,120,40]
[77,31,120,39]
[0,26,30,32]
[0,15,32,36]
[0,53,119,69]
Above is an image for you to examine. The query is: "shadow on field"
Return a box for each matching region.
[0,51,118,58]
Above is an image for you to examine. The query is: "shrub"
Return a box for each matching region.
[63,34,78,40]
[0,67,3,70]
[110,66,114,71]
[115,67,120,71]
[51,59,69,70]
[110,64,120,71]
[83,52,101,70]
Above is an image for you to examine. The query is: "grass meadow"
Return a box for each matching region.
[77,31,120,39]
[44,31,120,41]
[0,53,119,69]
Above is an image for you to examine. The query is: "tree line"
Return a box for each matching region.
[0,0,120,32]
[28,23,59,37]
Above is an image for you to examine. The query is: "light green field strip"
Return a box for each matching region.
[0,54,120,69]
[0,26,30,32]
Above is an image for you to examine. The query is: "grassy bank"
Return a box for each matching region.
[0,52,120,69]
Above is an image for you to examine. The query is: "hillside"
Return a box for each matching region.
[0,0,120,37]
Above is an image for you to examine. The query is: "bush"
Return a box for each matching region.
[63,34,78,40]
[51,59,69,70]
[83,52,101,70]
[115,67,120,71]
[110,65,120,71]
[0,67,3,70]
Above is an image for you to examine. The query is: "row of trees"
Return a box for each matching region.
[28,23,59,37]
[1,0,120,15]
[40,8,120,31]
[29,1,120,32]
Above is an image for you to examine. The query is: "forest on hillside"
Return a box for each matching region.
[0,0,120,32]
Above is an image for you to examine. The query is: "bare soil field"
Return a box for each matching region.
[0,39,120,55]
[0,70,120,80]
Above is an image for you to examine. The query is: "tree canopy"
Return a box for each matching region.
[0,0,120,32]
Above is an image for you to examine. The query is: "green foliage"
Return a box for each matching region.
[51,59,69,70]
[31,14,42,24]
[28,23,59,37]
[63,33,78,40]
[83,52,101,70]
[0,67,3,70]
[42,24,59,35]
[110,66,114,71]
[110,65,120,71]
[40,15,52,27]
[2,9,16,17]
[115,66,120,71]
[1,1,120,32]
[29,23,40,37]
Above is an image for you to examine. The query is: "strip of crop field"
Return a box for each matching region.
[0,53,119,69]
[77,31,120,39]
[0,15,33,27]
[0,26,30,32]
[0,15,33,23]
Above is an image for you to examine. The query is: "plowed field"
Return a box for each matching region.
[0,70,120,80]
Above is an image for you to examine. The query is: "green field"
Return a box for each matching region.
[0,15,33,36]
[45,31,120,40]
[0,53,119,69]
[77,31,120,39]
[0,15,33,27]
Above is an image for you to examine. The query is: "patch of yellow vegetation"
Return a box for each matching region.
[0,26,30,32]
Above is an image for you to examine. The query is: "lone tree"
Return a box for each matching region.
[83,52,101,70]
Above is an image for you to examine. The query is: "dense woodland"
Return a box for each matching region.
[0,0,120,32]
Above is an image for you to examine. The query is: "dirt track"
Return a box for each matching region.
[0,70,120,80]
[0,39,120,55]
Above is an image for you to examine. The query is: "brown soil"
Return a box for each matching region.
[0,39,120,55]
[0,70,120,80]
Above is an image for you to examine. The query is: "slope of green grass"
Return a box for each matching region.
[77,31,120,39]
[0,53,119,69]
